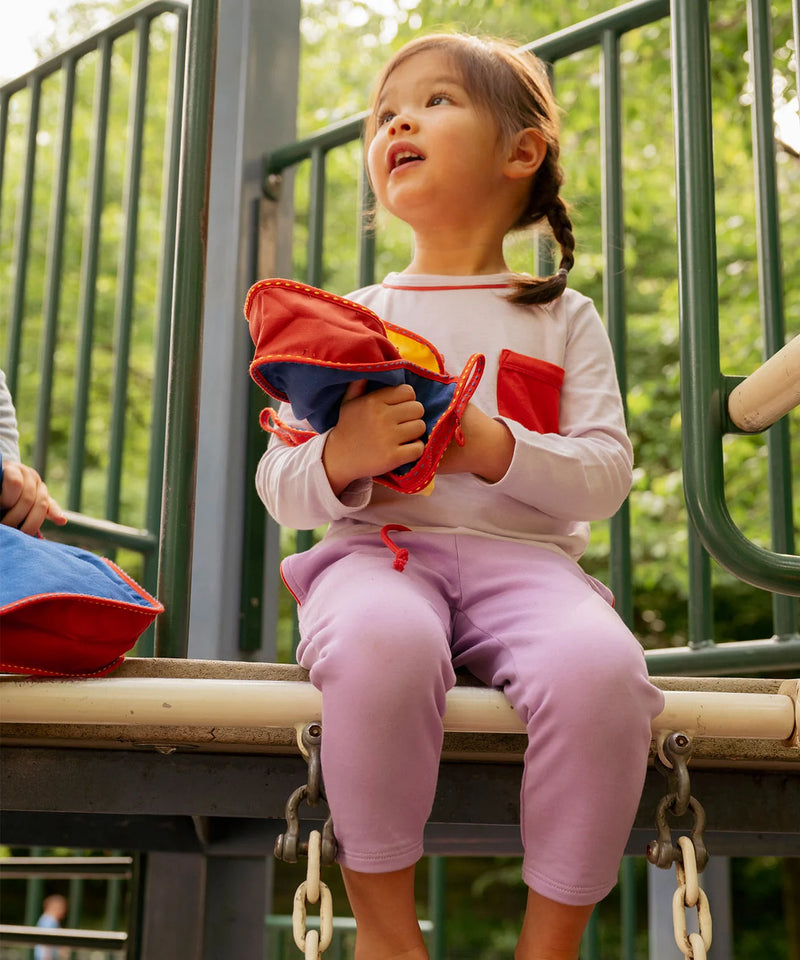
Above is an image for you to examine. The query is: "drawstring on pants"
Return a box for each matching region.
[380,524,412,572]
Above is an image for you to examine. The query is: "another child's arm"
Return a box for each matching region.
[0,459,67,535]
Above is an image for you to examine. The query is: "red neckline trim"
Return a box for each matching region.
[382,282,510,292]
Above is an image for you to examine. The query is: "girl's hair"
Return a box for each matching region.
[365,33,575,305]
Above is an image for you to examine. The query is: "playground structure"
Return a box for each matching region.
[0,0,799,957]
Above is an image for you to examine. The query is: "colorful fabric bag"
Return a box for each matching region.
[245,278,485,495]
[0,523,163,677]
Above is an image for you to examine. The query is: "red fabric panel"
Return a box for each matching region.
[496,349,564,434]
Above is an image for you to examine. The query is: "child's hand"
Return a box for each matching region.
[436,403,515,483]
[323,380,426,495]
[0,461,67,536]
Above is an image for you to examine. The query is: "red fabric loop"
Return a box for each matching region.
[379,524,412,572]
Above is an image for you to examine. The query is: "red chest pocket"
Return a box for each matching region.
[496,349,564,434]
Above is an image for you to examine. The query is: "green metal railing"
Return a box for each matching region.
[0,0,221,658]
[0,0,189,620]
[0,849,134,960]
[258,0,799,676]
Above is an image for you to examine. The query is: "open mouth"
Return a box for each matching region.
[390,150,425,171]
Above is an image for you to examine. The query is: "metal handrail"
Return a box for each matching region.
[671,0,800,599]
[0,924,127,952]
[0,1,187,96]
[0,856,133,879]
[1,674,795,742]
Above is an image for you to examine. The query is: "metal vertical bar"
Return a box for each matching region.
[620,857,636,960]
[106,16,150,522]
[535,61,557,279]
[427,856,446,960]
[746,0,798,641]
[687,525,714,648]
[0,92,8,223]
[103,858,124,946]
[580,908,600,960]
[155,0,220,657]
[241,198,274,653]
[600,29,632,623]
[290,145,327,648]
[144,7,188,598]
[307,144,326,288]
[35,57,76,476]
[67,860,85,960]
[669,0,725,597]
[68,36,112,512]
[6,76,42,395]
[23,847,45,960]
[357,147,375,289]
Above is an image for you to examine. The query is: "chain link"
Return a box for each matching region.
[276,724,337,865]
[277,723,338,958]
[292,832,334,958]
[649,732,713,959]
[671,837,713,958]
[647,733,708,872]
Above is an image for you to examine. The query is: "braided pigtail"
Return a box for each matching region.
[507,154,575,306]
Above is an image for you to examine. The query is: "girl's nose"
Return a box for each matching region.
[388,113,416,136]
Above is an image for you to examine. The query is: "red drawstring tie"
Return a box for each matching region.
[380,524,412,572]
[454,416,465,447]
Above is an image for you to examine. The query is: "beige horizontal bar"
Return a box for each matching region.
[728,334,800,432]
[0,925,126,950]
[0,677,796,741]
[0,857,133,879]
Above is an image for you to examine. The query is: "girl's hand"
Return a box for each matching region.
[436,403,515,483]
[323,380,427,495]
[0,461,67,536]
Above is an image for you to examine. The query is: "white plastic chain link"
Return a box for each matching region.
[672,835,713,958]
[292,830,334,958]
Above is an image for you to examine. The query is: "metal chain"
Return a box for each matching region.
[275,723,338,865]
[648,732,714,958]
[292,830,334,958]
[647,733,708,872]
[671,836,713,958]
[276,723,338,958]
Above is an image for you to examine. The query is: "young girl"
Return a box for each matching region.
[257,33,665,960]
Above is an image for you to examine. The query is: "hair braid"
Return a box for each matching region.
[507,157,574,305]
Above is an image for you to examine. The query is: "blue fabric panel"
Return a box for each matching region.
[255,362,404,432]
[0,526,154,608]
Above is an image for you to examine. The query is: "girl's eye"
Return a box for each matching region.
[428,93,452,107]
[377,111,395,126]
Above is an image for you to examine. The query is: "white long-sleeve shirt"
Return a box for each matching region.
[0,368,21,463]
[255,273,633,563]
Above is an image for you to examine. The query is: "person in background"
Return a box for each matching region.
[0,368,66,535]
[33,893,68,960]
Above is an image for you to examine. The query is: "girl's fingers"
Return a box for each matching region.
[47,497,68,525]
[342,379,368,402]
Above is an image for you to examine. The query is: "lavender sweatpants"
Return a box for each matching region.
[282,530,664,906]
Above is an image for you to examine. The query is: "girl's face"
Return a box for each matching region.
[367,49,512,233]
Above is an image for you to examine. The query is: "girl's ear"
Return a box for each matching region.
[503,128,547,180]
